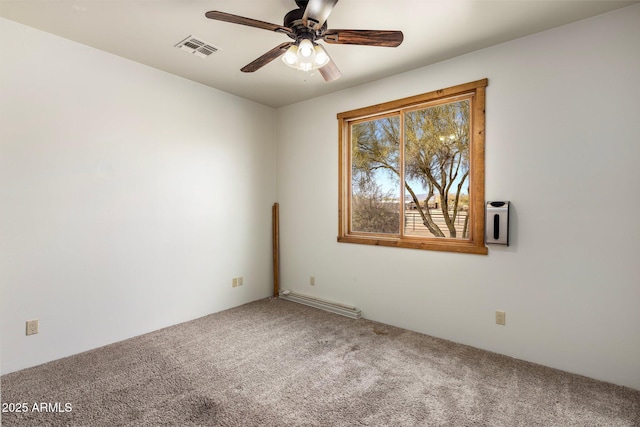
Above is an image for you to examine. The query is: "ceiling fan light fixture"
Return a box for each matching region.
[282,45,299,65]
[299,61,314,72]
[298,38,314,58]
[314,44,330,67]
[282,40,330,72]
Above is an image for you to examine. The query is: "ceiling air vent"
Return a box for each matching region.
[175,35,220,59]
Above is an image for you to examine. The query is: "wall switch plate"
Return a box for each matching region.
[495,310,506,325]
[26,319,39,335]
[232,278,238,288]
[238,276,243,286]
[310,276,315,286]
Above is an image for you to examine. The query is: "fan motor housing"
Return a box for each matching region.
[284,7,327,41]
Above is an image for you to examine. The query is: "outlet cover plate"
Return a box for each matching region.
[26,319,39,335]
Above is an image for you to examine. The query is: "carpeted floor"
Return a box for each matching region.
[1,298,639,426]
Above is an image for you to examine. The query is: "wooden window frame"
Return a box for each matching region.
[337,79,488,255]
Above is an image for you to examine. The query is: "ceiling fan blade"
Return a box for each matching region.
[323,30,404,47]
[240,42,293,73]
[302,0,339,31]
[205,11,293,36]
[318,56,342,82]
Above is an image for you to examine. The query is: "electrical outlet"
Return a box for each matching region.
[238,276,243,286]
[310,276,315,286]
[495,310,506,326]
[26,319,39,336]
[232,278,238,288]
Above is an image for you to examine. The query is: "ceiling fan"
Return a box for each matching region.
[205,0,403,82]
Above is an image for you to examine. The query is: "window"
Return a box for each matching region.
[337,79,488,255]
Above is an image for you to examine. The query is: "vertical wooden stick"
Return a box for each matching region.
[272,202,280,297]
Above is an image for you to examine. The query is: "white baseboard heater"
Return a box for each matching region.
[279,291,361,319]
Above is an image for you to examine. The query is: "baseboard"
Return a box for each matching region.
[279,291,361,319]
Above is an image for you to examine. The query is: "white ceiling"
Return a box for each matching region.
[1,0,636,108]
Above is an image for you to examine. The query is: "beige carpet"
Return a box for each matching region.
[1,298,639,426]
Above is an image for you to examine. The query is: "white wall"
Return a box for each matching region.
[276,5,640,390]
[0,19,276,374]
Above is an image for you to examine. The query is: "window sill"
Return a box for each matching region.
[337,235,488,255]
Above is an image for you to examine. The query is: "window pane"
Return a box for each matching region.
[351,116,400,234]
[404,99,470,239]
